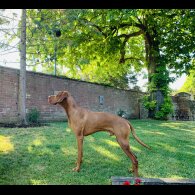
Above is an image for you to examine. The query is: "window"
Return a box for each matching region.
[99,96,104,105]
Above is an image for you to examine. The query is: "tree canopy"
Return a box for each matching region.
[25,9,195,119]
[26,9,194,82]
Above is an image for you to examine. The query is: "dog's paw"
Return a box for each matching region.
[72,167,80,172]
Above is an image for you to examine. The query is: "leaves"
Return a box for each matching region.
[24,9,194,93]
[179,67,195,94]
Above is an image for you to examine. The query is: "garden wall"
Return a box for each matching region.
[0,66,147,123]
[1,66,194,123]
[171,92,195,121]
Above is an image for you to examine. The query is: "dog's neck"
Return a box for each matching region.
[59,95,78,119]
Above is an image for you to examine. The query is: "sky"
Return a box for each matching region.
[0,9,21,69]
[0,9,187,92]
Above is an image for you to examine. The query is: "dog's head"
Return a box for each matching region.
[48,91,69,105]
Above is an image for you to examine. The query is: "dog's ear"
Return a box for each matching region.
[56,91,69,103]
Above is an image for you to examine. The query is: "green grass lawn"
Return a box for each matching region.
[0,119,195,185]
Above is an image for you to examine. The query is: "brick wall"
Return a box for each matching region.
[0,66,147,123]
[0,66,19,123]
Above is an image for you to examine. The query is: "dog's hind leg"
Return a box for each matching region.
[116,136,138,177]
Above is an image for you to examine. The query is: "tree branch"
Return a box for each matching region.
[118,30,143,39]
[79,18,108,38]
[117,22,145,31]
[124,57,143,62]
[119,30,143,64]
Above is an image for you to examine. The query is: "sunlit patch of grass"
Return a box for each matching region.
[32,137,45,146]
[185,151,195,156]
[61,146,77,156]
[66,127,71,132]
[155,131,166,135]
[102,139,119,148]
[91,145,120,161]
[144,130,167,136]
[159,121,195,132]
[28,145,54,156]
[186,145,195,149]
[30,179,47,185]
[0,135,14,153]
[160,122,182,127]
[168,175,185,179]
[28,138,55,156]
[131,146,142,152]
[177,129,195,133]
[156,143,177,152]
[87,136,96,142]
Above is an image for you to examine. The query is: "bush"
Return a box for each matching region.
[154,97,174,120]
[142,95,156,110]
[117,109,129,118]
[142,94,173,120]
[27,108,40,124]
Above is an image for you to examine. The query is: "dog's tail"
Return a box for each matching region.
[128,121,151,150]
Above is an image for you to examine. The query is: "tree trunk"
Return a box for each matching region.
[19,9,27,125]
[145,33,165,118]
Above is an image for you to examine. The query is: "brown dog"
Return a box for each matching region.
[48,91,150,177]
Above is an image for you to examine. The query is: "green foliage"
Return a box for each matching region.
[25,9,195,81]
[27,108,40,124]
[179,65,195,95]
[0,10,14,50]
[146,64,174,119]
[143,92,173,120]
[155,97,174,120]
[26,9,195,78]
[0,10,10,25]
[142,95,156,110]
[150,66,174,94]
[26,9,146,89]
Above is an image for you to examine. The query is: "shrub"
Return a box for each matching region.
[27,108,40,124]
[154,97,173,120]
[142,95,156,110]
[117,109,127,118]
[142,94,173,120]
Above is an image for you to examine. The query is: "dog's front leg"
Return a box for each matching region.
[73,135,83,172]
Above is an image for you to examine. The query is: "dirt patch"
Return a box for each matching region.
[0,123,49,128]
